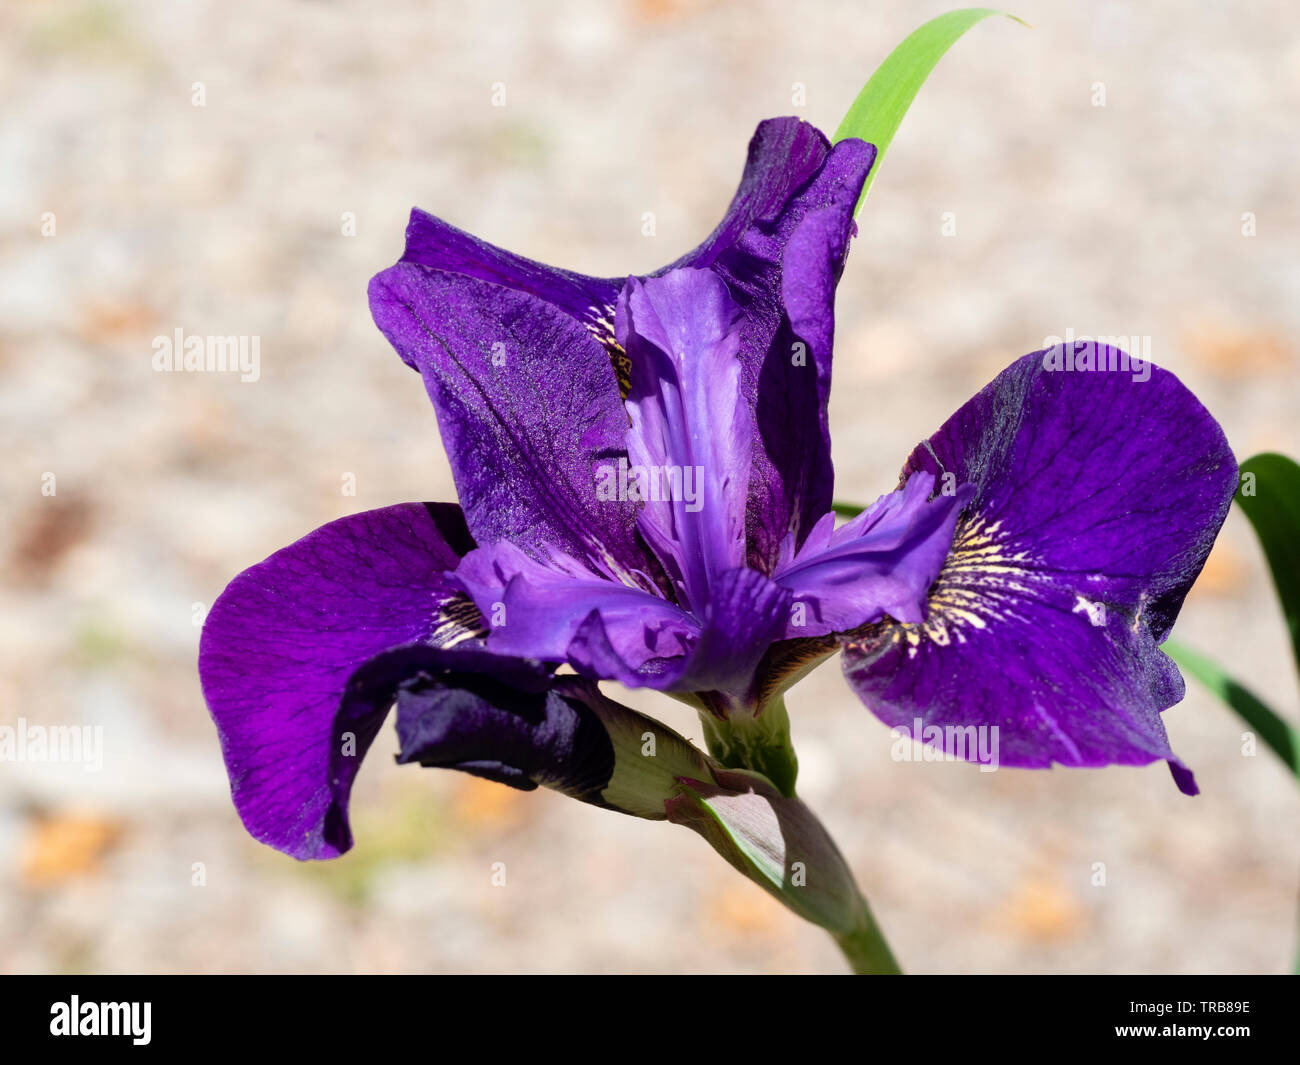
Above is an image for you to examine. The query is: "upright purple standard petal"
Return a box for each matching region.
[438,265,824,702]
[380,119,876,576]
[369,264,655,588]
[843,346,1237,792]
[395,116,872,370]
[198,503,481,859]
[668,118,859,272]
[617,268,752,608]
[678,123,876,571]
[401,207,622,334]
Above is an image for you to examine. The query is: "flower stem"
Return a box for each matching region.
[834,897,902,975]
[690,693,903,973]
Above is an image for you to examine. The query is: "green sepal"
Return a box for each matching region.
[666,766,865,936]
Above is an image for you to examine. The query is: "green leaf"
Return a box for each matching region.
[833,8,1027,213]
[1235,453,1300,683]
[1164,639,1300,780]
[1214,453,1300,975]
[831,499,866,518]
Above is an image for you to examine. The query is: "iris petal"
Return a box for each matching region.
[198,503,479,859]
[393,648,616,803]
[401,207,622,331]
[451,537,696,667]
[368,263,652,584]
[774,472,972,637]
[377,119,876,576]
[199,503,717,859]
[842,347,1238,791]
[566,565,792,699]
[390,650,720,820]
[676,122,875,571]
[617,268,752,609]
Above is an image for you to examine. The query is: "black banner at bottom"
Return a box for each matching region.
[0,974,1291,1053]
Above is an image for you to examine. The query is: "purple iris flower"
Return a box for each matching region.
[200,117,1236,861]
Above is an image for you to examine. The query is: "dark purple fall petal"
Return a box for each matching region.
[368,263,652,586]
[199,502,714,859]
[198,503,480,859]
[842,348,1238,792]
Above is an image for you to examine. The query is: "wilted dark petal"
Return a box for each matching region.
[198,503,480,860]
[394,649,719,818]
[393,648,615,802]
[843,348,1238,791]
[773,472,971,638]
[617,268,752,609]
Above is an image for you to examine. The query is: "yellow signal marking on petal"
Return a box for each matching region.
[583,303,632,400]
[883,514,1046,652]
[431,593,487,648]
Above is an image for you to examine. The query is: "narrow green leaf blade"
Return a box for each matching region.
[833,8,1026,213]
[1165,639,1300,779]
[831,499,866,519]
[1235,452,1300,683]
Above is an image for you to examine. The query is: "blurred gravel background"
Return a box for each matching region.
[2,0,1298,974]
